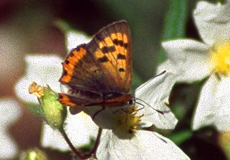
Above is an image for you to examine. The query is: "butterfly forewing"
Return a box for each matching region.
[87,20,132,93]
[59,20,132,107]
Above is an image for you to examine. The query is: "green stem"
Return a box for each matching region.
[59,128,84,160]
[86,128,102,158]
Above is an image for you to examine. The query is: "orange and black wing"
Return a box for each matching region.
[87,20,132,94]
[59,44,106,106]
[59,20,132,106]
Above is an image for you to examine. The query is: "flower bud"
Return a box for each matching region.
[20,148,49,160]
[29,82,67,129]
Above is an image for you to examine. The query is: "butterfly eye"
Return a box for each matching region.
[128,99,133,105]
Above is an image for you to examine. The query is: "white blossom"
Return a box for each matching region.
[83,72,189,160]
[158,1,230,131]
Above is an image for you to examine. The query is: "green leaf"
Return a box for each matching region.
[168,130,192,145]
[26,103,43,117]
[171,102,187,121]
[157,0,188,64]
[219,0,226,5]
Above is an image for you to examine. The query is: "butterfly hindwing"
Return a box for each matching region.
[58,91,103,107]
[60,44,110,92]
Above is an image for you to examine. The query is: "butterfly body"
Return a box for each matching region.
[58,20,132,108]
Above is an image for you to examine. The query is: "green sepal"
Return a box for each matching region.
[20,148,49,160]
[40,86,67,130]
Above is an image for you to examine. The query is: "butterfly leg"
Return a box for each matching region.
[92,106,106,120]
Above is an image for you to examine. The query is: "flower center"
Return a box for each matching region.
[211,41,230,76]
[114,106,143,137]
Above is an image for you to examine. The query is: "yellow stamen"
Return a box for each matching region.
[211,41,230,76]
[28,82,44,98]
[115,106,143,136]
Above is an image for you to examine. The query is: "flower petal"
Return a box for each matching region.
[214,76,230,131]
[135,72,178,129]
[191,75,217,130]
[139,131,190,160]
[97,130,190,160]
[0,98,21,159]
[194,2,230,45]
[158,40,211,82]
[96,130,144,160]
[193,74,230,131]
[41,110,98,151]
[15,55,63,104]
[66,31,91,52]
[192,75,217,130]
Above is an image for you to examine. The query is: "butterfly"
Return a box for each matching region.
[58,20,133,109]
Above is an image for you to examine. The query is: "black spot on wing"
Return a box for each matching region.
[118,68,125,72]
[101,46,116,54]
[98,56,109,63]
[113,39,128,48]
[63,70,67,75]
[117,53,126,60]
[59,94,64,99]
[113,39,123,46]
[65,60,69,64]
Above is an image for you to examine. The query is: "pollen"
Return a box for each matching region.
[211,41,230,76]
[29,82,44,98]
[115,106,143,136]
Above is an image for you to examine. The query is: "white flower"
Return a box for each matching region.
[66,30,90,52]
[97,130,189,160]
[83,72,189,160]
[158,1,230,132]
[15,55,63,104]
[0,98,21,159]
[14,30,98,151]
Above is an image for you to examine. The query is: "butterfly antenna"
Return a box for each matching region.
[157,70,166,76]
[134,101,145,111]
[134,97,169,115]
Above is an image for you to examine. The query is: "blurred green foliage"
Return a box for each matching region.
[157,0,188,64]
